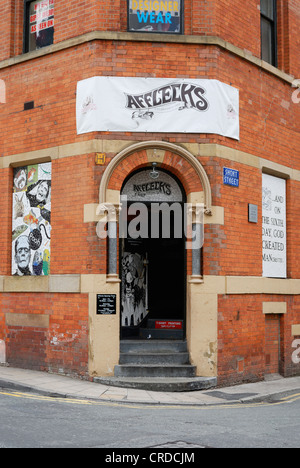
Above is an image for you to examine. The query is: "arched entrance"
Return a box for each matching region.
[120,167,186,339]
[92,141,218,383]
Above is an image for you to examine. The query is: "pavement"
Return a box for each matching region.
[0,364,300,406]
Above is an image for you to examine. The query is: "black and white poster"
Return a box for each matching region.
[121,252,148,327]
[76,77,239,140]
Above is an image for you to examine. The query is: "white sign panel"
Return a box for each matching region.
[262,174,287,278]
[122,169,183,202]
[76,77,239,140]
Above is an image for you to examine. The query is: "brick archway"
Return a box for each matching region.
[99,140,212,215]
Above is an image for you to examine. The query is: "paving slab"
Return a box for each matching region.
[0,365,299,407]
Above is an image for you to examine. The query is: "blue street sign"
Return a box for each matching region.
[223,167,239,187]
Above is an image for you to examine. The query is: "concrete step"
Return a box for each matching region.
[94,376,217,392]
[119,352,190,365]
[114,364,196,378]
[120,340,188,354]
[110,339,216,392]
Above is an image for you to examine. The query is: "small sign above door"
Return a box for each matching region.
[155,320,183,330]
[122,169,184,202]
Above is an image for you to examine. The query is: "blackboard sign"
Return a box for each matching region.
[97,294,116,315]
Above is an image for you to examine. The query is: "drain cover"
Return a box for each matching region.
[204,391,258,401]
[152,441,205,448]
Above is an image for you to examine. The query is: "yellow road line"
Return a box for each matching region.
[280,392,300,401]
[0,389,299,410]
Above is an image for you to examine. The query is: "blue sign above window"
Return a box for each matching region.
[223,167,239,187]
[128,0,183,34]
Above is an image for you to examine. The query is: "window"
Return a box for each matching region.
[128,0,183,34]
[24,0,54,53]
[260,0,277,66]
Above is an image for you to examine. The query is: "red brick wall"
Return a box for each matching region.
[214,0,261,56]
[50,154,106,275]
[1,1,299,77]
[218,294,264,386]
[286,0,300,77]
[1,40,299,163]
[265,314,281,374]
[0,0,15,61]
[0,293,89,377]
[286,180,300,279]
[218,295,300,386]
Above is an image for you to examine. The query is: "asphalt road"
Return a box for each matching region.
[0,389,299,449]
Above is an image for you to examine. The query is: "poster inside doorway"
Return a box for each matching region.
[121,251,148,327]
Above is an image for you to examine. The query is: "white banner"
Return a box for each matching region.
[76,77,239,140]
[262,174,287,278]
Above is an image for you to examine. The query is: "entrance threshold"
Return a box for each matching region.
[94,339,217,392]
[93,376,217,393]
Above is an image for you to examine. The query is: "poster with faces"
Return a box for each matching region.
[12,163,51,276]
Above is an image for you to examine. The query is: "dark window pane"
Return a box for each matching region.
[261,0,274,20]
[261,17,273,64]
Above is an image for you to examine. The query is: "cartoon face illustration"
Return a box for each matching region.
[15,236,31,270]
[33,251,43,276]
[14,168,27,191]
[36,181,50,203]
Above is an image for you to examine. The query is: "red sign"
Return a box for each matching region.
[155,320,182,330]
[31,19,54,33]
[30,9,54,23]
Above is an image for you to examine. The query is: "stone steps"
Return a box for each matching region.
[97,339,217,392]
[94,376,217,392]
[114,364,196,378]
[116,339,195,378]
[101,339,217,390]
[120,339,187,354]
[119,352,190,365]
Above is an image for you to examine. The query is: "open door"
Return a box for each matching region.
[120,167,186,339]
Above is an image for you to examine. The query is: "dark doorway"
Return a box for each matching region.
[120,168,186,339]
[147,212,185,320]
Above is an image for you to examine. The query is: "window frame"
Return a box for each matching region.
[23,0,32,53]
[260,0,278,67]
[23,0,54,53]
